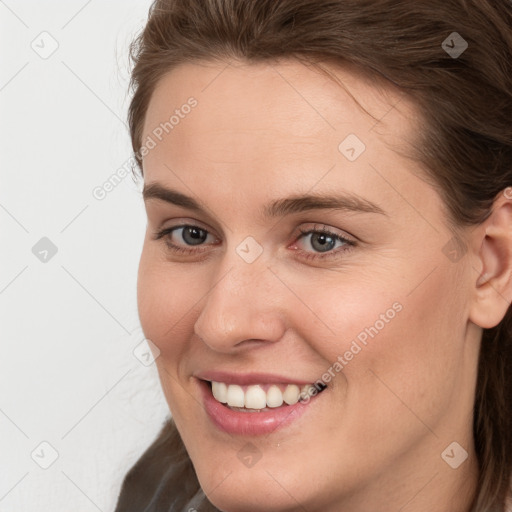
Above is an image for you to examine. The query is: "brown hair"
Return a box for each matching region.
[115,1,512,510]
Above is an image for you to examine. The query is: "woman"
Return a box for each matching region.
[114,0,512,510]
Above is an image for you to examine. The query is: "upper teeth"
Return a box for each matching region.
[211,381,316,409]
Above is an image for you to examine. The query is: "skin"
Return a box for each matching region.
[137,58,512,512]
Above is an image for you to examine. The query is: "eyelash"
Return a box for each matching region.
[153,224,356,261]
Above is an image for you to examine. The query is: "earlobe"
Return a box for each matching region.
[469,191,512,329]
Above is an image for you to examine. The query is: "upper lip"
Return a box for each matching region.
[194,370,318,386]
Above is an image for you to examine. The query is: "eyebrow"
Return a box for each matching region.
[142,182,387,218]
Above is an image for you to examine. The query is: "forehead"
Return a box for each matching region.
[142,58,416,160]
[140,59,429,222]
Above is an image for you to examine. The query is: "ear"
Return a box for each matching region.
[469,188,512,329]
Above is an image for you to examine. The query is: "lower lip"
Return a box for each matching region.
[198,379,325,436]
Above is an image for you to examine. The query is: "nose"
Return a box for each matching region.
[193,251,287,353]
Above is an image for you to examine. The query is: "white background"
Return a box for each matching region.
[0,1,171,511]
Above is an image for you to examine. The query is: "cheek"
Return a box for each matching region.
[344,265,467,425]
[274,264,407,370]
[285,259,466,415]
[136,247,194,355]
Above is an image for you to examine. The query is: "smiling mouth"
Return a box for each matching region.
[205,380,328,412]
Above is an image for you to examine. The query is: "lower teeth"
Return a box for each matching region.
[226,405,279,412]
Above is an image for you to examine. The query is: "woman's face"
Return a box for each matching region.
[138,59,480,511]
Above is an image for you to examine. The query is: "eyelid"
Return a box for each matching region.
[154,217,219,238]
[293,223,356,243]
[155,221,354,244]
[155,224,219,246]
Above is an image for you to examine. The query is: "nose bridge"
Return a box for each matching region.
[193,247,286,351]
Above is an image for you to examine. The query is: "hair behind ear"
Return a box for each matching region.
[472,310,512,511]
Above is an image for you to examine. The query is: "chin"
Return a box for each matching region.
[206,486,298,512]
[194,463,314,512]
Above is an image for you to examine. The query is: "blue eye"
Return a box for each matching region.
[154,225,217,255]
[154,224,356,261]
[294,226,355,260]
